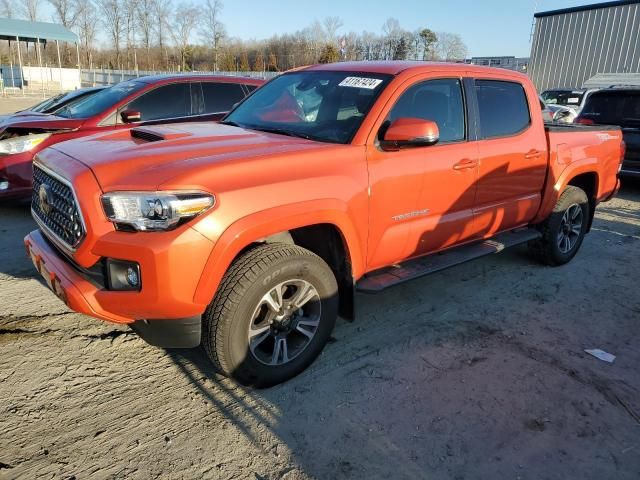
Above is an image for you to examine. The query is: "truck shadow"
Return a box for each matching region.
[0,198,40,280]
[162,179,640,479]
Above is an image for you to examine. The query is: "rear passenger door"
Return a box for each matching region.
[472,79,548,237]
[193,82,247,121]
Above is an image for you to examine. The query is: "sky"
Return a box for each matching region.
[219,0,613,57]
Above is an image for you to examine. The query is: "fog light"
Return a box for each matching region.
[106,259,141,291]
[0,180,8,191]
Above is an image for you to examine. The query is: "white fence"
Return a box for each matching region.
[80,69,279,87]
[1,65,81,93]
[1,67,278,95]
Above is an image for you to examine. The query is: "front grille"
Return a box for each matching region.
[32,165,85,249]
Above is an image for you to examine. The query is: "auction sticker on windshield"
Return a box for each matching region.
[339,77,383,89]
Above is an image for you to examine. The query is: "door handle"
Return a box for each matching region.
[524,149,542,159]
[452,159,478,170]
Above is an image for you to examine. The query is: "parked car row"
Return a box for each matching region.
[0,75,264,198]
[16,62,625,387]
[541,84,638,177]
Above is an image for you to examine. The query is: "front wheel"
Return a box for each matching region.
[202,243,338,387]
[531,185,590,265]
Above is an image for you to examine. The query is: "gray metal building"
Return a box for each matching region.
[529,0,640,92]
[465,56,529,72]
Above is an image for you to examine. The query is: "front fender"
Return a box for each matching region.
[192,199,365,306]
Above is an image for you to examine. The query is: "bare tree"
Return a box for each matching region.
[382,17,401,60]
[76,0,99,66]
[435,32,468,61]
[1,0,13,18]
[170,2,199,71]
[123,0,138,68]
[22,0,41,21]
[200,0,225,71]
[136,0,156,65]
[49,0,80,28]
[323,16,343,44]
[98,0,124,68]
[49,0,80,64]
[154,0,172,68]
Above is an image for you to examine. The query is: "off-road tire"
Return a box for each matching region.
[202,243,338,387]
[530,185,590,266]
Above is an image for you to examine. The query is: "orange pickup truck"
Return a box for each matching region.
[25,62,623,386]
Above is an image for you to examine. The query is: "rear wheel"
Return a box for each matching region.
[531,185,590,265]
[202,243,338,387]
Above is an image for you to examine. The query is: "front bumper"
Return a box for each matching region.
[25,225,213,325]
[0,151,33,199]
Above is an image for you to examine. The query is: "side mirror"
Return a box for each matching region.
[381,117,439,151]
[120,109,141,123]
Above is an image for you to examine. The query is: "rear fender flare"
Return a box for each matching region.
[533,158,599,224]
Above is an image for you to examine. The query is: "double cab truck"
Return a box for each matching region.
[25,62,623,386]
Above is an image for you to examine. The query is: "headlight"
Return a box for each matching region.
[0,133,51,155]
[101,191,215,231]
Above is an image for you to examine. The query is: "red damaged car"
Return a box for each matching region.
[0,74,264,199]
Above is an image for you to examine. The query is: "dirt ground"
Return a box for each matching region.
[1,97,639,480]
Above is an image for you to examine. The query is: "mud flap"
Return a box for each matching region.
[131,316,202,348]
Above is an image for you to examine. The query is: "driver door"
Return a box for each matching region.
[366,77,480,270]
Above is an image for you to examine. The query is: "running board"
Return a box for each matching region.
[357,228,542,293]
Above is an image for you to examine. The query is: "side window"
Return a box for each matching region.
[201,82,246,114]
[123,83,190,122]
[244,84,258,93]
[385,78,465,143]
[475,80,530,138]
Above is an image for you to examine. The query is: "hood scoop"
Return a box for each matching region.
[130,126,192,143]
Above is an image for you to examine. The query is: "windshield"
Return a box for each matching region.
[29,94,64,113]
[224,71,392,144]
[541,90,585,108]
[56,81,145,119]
[580,91,640,128]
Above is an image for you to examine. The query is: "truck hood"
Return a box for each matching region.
[49,122,337,190]
[0,113,84,133]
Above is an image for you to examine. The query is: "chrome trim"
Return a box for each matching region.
[32,160,87,252]
[392,209,430,221]
[31,209,78,253]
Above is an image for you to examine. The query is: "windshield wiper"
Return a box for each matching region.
[56,105,72,118]
[220,120,244,128]
[250,126,313,140]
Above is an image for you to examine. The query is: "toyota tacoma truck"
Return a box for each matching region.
[25,62,623,387]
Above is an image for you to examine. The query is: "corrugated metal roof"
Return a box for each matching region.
[583,72,640,88]
[0,17,78,43]
[535,0,640,18]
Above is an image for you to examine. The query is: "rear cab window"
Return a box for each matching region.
[475,80,531,138]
